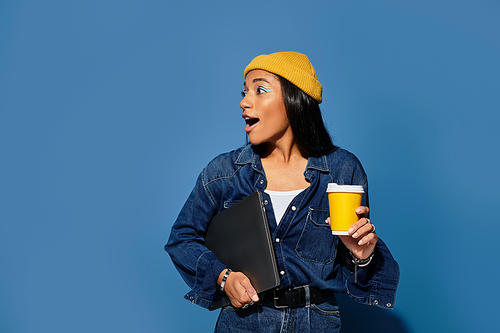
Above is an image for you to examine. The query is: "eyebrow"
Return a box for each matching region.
[243,78,271,88]
[253,78,270,84]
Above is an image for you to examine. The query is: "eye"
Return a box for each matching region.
[256,85,273,94]
[241,90,248,98]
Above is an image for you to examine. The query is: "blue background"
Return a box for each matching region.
[1,0,499,332]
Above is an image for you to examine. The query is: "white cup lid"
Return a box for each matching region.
[326,183,364,193]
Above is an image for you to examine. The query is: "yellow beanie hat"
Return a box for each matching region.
[244,51,323,104]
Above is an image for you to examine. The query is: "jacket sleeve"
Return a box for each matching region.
[342,238,400,309]
[337,151,400,309]
[164,169,227,309]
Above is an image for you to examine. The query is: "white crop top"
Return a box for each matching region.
[264,189,305,225]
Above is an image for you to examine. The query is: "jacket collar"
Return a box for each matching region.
[235,144,330,173]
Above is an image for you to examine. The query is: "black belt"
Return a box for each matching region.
[263,286,334,308]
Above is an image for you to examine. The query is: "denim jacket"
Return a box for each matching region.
[165,145,399,310]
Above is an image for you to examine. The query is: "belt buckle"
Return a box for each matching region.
[272,289,288,309]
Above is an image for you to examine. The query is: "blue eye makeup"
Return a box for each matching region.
[256,85,273,94]
[241,85,272,98]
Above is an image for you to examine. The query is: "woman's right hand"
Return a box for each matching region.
[218,269,259,308]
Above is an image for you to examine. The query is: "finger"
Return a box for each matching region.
[347,217,373,238]
[353,218,375,238]
[240,277,259,302]
[232,299,244,308]
[229,287,250,308]
[224,272,254,307]
[325,217,331,226]
[355,206,369,217]
[357,231,378,247]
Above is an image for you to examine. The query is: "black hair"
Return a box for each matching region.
[276,75,337,156]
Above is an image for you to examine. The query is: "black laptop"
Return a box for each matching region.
[204,191,280,310]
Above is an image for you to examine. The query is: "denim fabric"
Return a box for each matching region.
[165,144,399,314]
[214,292,341,333]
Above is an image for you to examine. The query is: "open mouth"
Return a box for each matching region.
[244,116,260,127]
[243,116,260,133]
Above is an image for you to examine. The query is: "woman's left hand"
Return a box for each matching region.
[327,206,378,260]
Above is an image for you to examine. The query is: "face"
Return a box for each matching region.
[240,70,291,146]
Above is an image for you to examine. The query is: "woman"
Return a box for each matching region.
[165,51,399,332]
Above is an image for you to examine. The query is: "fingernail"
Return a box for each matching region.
[252,294,259,302]
[348,228,354,234]
[352,232,358,238]
[356,207,362,214]
[358,240,364,245]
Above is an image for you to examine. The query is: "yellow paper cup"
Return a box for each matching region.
[327,183,364,235]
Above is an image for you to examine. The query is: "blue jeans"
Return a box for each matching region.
[214,295,340,332]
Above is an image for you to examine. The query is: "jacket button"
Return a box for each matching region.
[260,180,264,185]
[264,200,268,205]
[280,271,285,275]
[275,238,280,243]
[386,303,392,307]
[291,206,296,211]
[374,300,379,305]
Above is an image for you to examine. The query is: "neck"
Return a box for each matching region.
[260,136,307,163]
[258,136,310,192]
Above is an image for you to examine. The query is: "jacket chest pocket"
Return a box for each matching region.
[295,207,338,264]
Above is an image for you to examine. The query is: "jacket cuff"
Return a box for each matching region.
[211,261,228,288]
[184,253,227,309]
[345,240,400,309]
